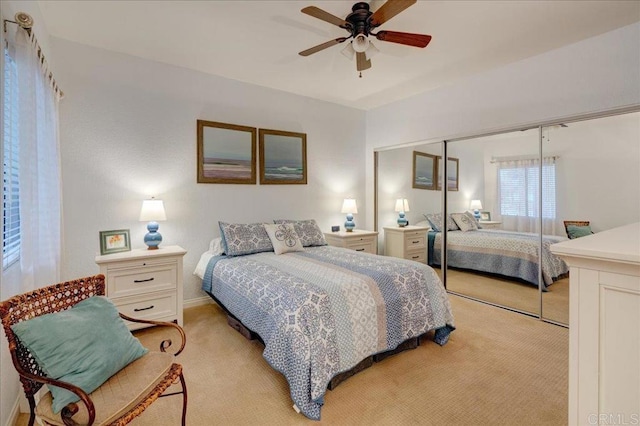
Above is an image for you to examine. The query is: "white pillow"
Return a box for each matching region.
[263,223,304,255]
[451,212,479,232]
[208,237,224,256]
[193,238,225,279]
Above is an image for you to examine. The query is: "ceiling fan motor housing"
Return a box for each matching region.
[346,2,374,37]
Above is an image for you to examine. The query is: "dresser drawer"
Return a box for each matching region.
[405,250,426,263]
[107,261,177,298]
[114,291,177,329]
[346,239,376,254]
[404,234,426,250]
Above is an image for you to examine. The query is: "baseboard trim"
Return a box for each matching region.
[183,296,213,309]
[5,395,20,426]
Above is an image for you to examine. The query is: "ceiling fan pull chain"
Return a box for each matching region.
[359,72,362,78]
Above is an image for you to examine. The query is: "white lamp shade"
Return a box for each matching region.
[469,199,483,210]
[341,198,358,214]
[139,199,167,221]
[352,34,369,53]
[395,198,410,212]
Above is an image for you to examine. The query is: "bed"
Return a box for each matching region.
[197,220,455,420]
[427,228,569,289]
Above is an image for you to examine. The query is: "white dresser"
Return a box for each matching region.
[383,225,429,263]
[550,223,640,426]
[324,230,378,254]
[95,245,187,330]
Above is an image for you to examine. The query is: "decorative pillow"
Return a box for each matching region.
[451,212,478,232]
[273,219,327,247]
[567,225,593,239]
[264,223,305,255]
[424,213,459,232]
[219,222,274,256]
[11,296,148,414]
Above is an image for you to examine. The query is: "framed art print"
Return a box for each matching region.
[99,229,131,255]
[259,129,307,185]
[197,120,257,184]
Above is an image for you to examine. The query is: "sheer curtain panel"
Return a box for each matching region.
[4,25,62,293]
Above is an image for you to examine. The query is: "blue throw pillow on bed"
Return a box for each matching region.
[219,221,274,256]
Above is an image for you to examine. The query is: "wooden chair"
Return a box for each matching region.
[563,220,593,239]
[0,275,187,426]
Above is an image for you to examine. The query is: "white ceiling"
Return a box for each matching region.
[37,0,640,110]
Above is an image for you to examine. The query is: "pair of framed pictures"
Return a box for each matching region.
[412,151,459,191]
[197,120,307,185]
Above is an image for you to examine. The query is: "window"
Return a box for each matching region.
[3,47,20,268]
[498,160,556,219]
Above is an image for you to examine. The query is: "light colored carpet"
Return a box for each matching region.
[15,295,569,425]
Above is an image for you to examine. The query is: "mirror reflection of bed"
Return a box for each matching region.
[375,110,640,326]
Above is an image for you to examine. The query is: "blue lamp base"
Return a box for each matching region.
[397,212,408,227]
[344,213,355,232]
[144,221,163,250]
[473,210,481,221]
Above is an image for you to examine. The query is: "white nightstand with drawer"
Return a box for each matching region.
[383,226,429,263]
[479,220,502,230]
[324,230,379,254]
[95,245,187,330]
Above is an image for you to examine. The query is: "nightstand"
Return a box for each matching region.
[95,245,187,330]
[479,220,502,230]
[383,225,429,263]
[324,230,379,254]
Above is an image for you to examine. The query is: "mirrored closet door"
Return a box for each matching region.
[376,142,443,279]
[445,130,542,317]
[540,111,640,324]
[374,108,639,327]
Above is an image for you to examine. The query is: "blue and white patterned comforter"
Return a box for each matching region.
[202,245,455,420]
[429,229,569,288]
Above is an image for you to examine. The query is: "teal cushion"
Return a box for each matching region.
[567,224,593,239]
[11,296,148,413]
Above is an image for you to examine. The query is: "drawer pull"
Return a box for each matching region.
[133,277,155,283]
[412,240,420,244]
[134,305,155,312]
[412,255,419,259]
[356,248,365,251]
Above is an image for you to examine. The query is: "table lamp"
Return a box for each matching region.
[470,199,483,221]
[341,198,358,232]
[395,198,410,227]
[139,198,166,249]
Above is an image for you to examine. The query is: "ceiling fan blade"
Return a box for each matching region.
[299,37,348,57]
[301,6,349,27]
[356,52,372,71]
[369,0,417,28]
[375,31,432,48]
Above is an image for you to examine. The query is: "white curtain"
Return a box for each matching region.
[6,26,62,291]
[496,156,558,235]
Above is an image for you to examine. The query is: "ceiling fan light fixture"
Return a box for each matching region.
[366,40,380,60]
[341,42,356,60]
[352,33,369,53]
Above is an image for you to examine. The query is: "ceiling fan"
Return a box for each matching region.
[298,0,432,77]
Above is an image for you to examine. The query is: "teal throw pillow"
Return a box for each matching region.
[567,224,593,239]
[11,296,148,413]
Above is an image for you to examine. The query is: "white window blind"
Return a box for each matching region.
[498,160,557,219]
[3,47,21,268]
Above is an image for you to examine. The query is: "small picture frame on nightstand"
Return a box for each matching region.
[99,229,131,255]
[480,212,491,221]
[331,225,340,232]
